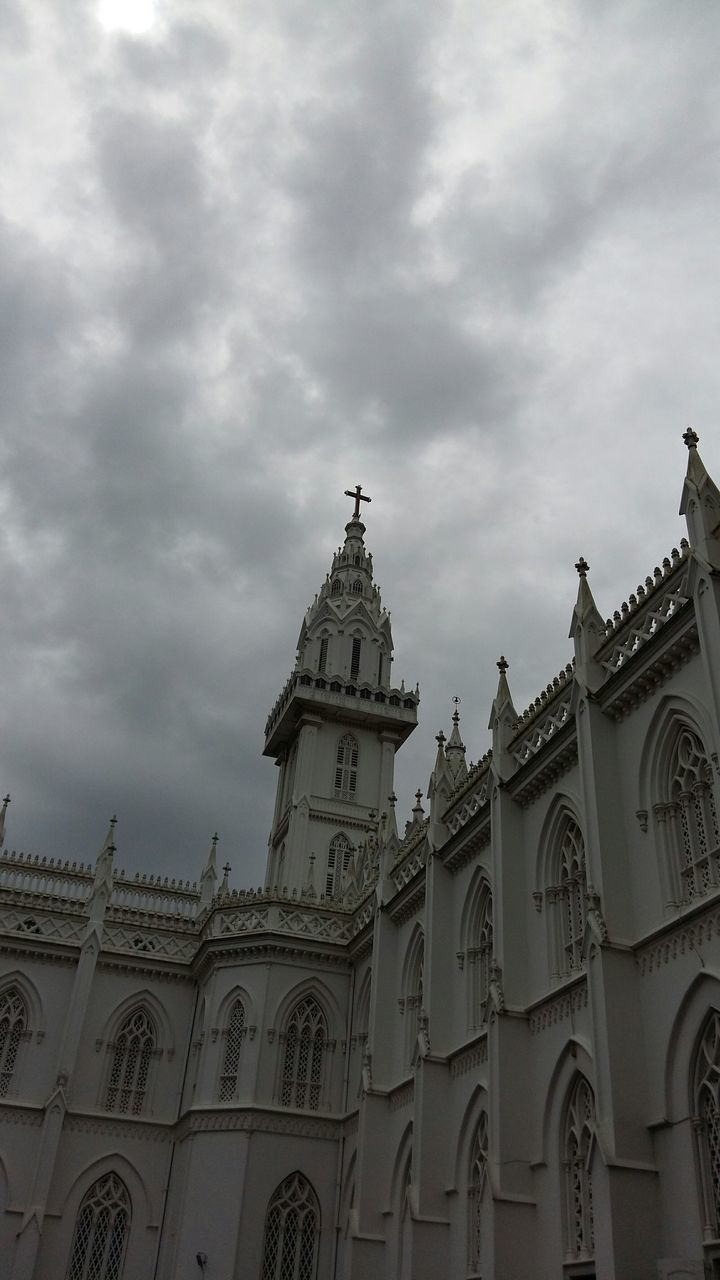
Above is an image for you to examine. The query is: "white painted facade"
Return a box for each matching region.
[2,436,720,1279]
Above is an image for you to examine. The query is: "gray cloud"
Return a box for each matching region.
[1,0,719,888]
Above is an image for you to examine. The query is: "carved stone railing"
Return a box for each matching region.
[0,851,93,902]
[595,542,691,676]
[509,669,574,768]
[110,874,200,919]
[445,760,492,836]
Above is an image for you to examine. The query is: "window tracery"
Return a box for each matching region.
[326,832,352,898]
[104,1008,156,1115]
[547,818,587,977]
[694,1010,720,1237]
[664,726,720,900]
[0,986,27,1097]
[65,1172,130,1280]
[218,998,246,1101]
[334,734,359,801]
[467,885,493,1029]
[403,936,424,1066]
[280,996,328,1111]
[468,1111,489,1275]
[260,1172,319,1280]
[563,1075,596,1262]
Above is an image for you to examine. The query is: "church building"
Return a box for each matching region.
[2,433,720,1279]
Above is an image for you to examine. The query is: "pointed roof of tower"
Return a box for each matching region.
[86,814,116,921]
[200,832,219,908]
[489,656,518,780]
[0,793,10,849]
[680,429,720,569]
[445,700,468,785]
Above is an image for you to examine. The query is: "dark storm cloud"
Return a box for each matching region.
[1,0,720,888]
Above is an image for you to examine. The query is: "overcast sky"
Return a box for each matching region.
[1,0,719,890]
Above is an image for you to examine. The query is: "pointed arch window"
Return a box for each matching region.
[663,726,720,901]
[218,998,246,1101]
[0,986,28,1097]
[334,733,359,800]
[694,1010,720,1237]
[331,579,342,595]
[65,1172,131,1280]
[468,1111,489,1275]
[563,1076,596,1262]
[260,1172,319,1280]
[105,1008,156,1115]
[280,996,328,1111]
[318,636,329,674]
[403,936,424,1067]
[326,833,352,898]
[351,580,363,595]
[547,818,587,977]
[467,884,493,1029]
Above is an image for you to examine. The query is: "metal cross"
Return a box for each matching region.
[344,484,372,519]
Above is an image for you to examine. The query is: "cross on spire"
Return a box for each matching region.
[344,484,372,519]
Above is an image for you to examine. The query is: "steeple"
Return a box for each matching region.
[489,657,518,780]
[444,699,468,785]
[0,793,10,849]
[263,490,418,899]
[86,815,116,922]
[199,833,219,908]
[680,429,720,569]
[569,557,605,692]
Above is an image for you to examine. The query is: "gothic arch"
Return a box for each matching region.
[461,872,493,1030]
[100,988,173,1056]
[386,1122,413,1215]
[664,971,720,1123]
[0,969,43,1037]
[401,925,424,994]
[271,977,341,1042]
[535,792,584,892]
[215,983,256,1032]
[538,1036,597,1168]
[52,1151,155,1228]
[638,693,718,814]
[452,1083,491,1191]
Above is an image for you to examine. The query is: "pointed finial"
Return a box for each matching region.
[221,861,231,892]
[497,656,509,674]
[415,789,423,806]
[575,557,589,578]
[388,791,397,808]
[683,428,699,450]
[0,793,10,847]
[435,729,446,746]
[212,832,219,846]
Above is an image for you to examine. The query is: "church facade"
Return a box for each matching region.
[2,435,720,1279]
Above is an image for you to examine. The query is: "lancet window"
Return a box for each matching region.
[105,1008,156,1115]
[403,935,424,1066]
[326,833,352,898]
[318,636,329,674]
[563,1075,596,1262]
[280,996,328,1111]
[350,637,362,678]
[467,884,493,1029]
[331,579,342,594]
[65,1172,131,1280]
[260,1172,319,1280]
[548,818,587,977]
[468,1111,489,1276]
[352,580,363,594]
[334,733,359,801]
[0,986,27,1097]
[663,726,720,900]
[694,1010,720,1237]
[218,998,246,1101]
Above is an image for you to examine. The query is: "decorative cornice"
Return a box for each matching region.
[528,978,588,1034]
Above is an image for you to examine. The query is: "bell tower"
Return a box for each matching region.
[263,487,419,899]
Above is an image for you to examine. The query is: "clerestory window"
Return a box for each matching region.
[218,998,246,1101]
[280,996,328,1111]
[105,1008,156,1115]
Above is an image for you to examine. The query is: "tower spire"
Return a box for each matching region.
[680,429,720,569]
[445,698,468,784]
[569,557,605,691]
[0,793,10,849]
